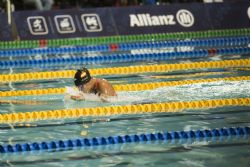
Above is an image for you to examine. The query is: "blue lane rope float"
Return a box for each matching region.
[1,47,250,69]
[0,36,249,57]
[0,126,249,153]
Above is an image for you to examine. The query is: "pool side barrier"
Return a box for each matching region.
[0,126,249,153]
[0,76,249,97]
[1,47,250,69]
[0,37,249,57]
[0,98,249,124]
[0,59,249,83]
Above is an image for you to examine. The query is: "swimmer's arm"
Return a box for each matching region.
[98,82,117,101]
[100,94,108,102]
[99,93,118,102]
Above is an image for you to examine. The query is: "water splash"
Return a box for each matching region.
[118,80,250,103]
[1,80,250,108]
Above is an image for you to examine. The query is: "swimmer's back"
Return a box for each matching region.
[96,78,117,96]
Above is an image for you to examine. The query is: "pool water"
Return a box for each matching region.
[0,52,250,166]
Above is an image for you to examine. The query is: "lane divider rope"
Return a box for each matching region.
[0,59,249,83]
[0,98,249,124]
[1,47,250,69]
[0,76,249,97]
[0,126,249,153]
[0,36,249,57]
[0,28,249,49]
[235,67,250,71]
[146,71,232,79]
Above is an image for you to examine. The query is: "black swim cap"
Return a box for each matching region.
[74,67,92,86]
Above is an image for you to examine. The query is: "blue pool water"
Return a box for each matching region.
[0,52,250,166]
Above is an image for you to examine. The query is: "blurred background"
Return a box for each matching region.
[0,0,227,11]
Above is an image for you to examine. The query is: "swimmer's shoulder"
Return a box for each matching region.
[95,78,109,84]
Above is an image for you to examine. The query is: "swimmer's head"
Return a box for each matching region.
[74,67,92,86]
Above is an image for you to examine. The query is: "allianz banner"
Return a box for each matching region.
[112,3,211,35]
[207,1,250,29]
[0,13,13,41]
[113,1,250,35]
[11,1,250,40]
[13,8,117,40]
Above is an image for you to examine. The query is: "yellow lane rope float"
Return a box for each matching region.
[234,67,250,71]
[0,98,249,124]
[0,76,249,97]
[0,59,249,83]
[145,71,231,79]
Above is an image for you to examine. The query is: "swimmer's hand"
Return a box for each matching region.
[70,95,85,101]
[100,97,108,102]
[99,94,110,102]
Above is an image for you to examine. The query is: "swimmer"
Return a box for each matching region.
[71,67,117,102]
